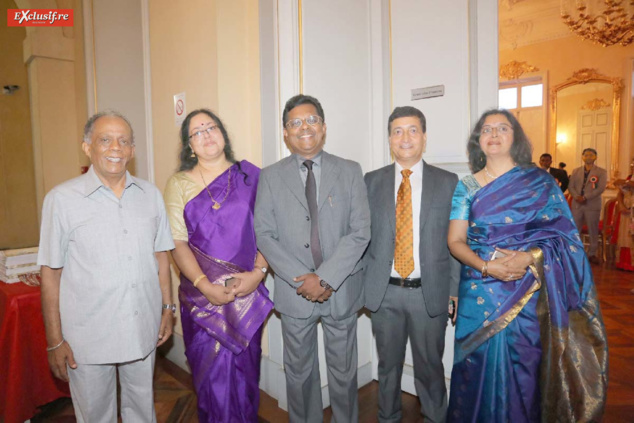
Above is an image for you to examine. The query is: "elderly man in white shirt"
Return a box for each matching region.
[38,111,175,423]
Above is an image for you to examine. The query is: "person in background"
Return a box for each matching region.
[538,153,568,192]
[446,109,607,422]
[615,157,634,271]
[164,108,273,422]
[558,161,568,176]
[568,148,608,264]
[38,110,175,422]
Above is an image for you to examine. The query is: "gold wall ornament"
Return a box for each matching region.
[550,68,624,177]
[581,98,611,110]
[560,0,634,47]
[499,60,540,80]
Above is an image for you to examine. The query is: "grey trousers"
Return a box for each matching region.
[68,349,157,423]
[572,206,601,256]
[281,302,359,423]
[372,284,448,423]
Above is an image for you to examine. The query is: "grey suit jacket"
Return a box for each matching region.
[255,151,371,319]
[363,161,460,317]
[568,165,608,211]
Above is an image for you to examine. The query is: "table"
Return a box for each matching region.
[0,282,70,423]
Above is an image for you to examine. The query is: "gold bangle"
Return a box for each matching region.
[481,261,489,278]
[193,274,207,287]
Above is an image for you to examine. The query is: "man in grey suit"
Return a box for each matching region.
[568,148,608,264]
[255,94,371,422]
[363,106,459,423]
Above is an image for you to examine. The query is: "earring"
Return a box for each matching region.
[189,145,196,158]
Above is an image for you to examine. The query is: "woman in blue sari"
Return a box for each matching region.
[447,109,607,422]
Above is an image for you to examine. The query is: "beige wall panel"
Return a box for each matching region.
[30,58,81,196]
[0,5,39,249]
[216,0,262,166]
[149,0,219,195]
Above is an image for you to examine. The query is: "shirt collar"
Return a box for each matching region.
[395,159,423,177]
[294,151,323,169]
[82,165,142,197]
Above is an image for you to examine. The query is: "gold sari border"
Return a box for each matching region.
[456,247,544,361]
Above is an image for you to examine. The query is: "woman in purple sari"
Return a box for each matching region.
[164,109,273,422]
[446,110,607,422]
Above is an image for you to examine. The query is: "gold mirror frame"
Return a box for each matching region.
[550,69,624,178]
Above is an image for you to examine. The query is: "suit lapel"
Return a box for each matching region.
[280,156,308,211]
[380,164,397,237]
[318,151,342,211]
[419,161,434,234]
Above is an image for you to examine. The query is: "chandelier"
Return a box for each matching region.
[560,0,634,47]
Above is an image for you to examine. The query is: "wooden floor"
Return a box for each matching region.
[33,262,634,422]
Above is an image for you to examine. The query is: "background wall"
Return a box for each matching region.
[500,35,634,175]
[0,0,39,249]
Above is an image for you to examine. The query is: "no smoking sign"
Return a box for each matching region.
[173,92,186,127]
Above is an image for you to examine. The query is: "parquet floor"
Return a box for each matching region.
[32,262,634,422]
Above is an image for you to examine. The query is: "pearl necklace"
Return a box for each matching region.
[484,167,497,180]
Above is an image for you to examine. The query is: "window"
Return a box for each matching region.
[499,88,518,109]
[498,80,543,111]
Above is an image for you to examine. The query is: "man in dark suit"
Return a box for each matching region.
[539,153,569,192]
[255,94,371,422]
[363,106,459,423]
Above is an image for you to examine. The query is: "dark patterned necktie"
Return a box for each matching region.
[304,160,323,268]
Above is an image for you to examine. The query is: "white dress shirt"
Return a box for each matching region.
[391,160,423,279]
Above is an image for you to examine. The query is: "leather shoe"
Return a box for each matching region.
[589,255,601,265]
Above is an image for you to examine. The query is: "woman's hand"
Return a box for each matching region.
[199,282,236,305]
[487,248,534,281]
[230,269,264,297]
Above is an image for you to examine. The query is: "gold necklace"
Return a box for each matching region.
[199,167,231,210]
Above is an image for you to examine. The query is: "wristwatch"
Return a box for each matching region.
[162,303,176,313]
[320,279,333,290]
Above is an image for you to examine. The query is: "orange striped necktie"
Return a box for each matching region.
[395,169,414,278]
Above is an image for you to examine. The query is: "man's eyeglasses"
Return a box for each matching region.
[189,125,218,140]
[285,115,323,129]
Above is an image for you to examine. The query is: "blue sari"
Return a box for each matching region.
[447,166,607,423]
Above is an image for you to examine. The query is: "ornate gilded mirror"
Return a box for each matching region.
[550,69,623,178]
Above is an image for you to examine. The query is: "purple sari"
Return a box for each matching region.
[179,161,273,423]
[447,167,607,422]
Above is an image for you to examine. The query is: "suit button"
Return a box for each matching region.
[388,260,393,265]
[310,268,315,272]
[306,216,310,221]
[304,243,309,248]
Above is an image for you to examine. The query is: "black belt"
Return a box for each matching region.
[388,277,421,288]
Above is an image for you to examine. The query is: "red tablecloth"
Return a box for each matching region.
[0,282,70,423]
